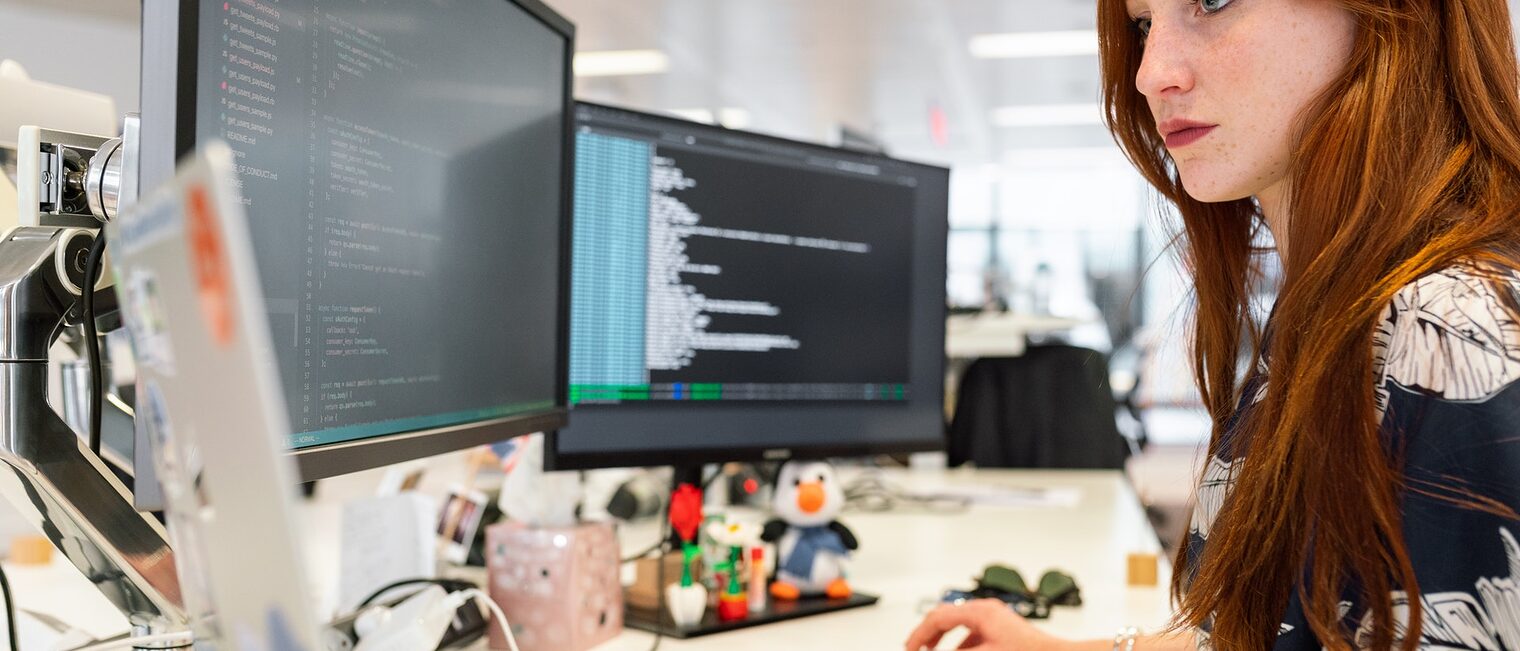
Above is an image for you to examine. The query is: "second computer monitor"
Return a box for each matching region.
[140,0,575,482]
[549,103,948,470]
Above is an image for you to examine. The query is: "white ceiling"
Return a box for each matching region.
[548,0,1110,169]
[1,0,1111,170]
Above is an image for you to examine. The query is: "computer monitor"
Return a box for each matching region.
[138,0,574,483]
[547,103,949,470]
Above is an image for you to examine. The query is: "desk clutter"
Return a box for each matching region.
[0,462,1172,650]
[7,535,52,566]
[1126,552,1160,587]
[331,445,900,646]
[330,451,1158,648]
[485,521,623,651]
[331,438,610,650]
[932,565,1083,619]
[617,460,880,638]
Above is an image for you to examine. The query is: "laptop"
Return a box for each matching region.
[107,141,322,651]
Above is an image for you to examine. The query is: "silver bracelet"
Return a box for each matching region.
[1112,626,1139,651]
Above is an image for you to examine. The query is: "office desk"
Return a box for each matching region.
[2,468,1171,650]
[600,469,1172,650]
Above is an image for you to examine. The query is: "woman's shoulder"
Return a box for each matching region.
[1373,260,1520,408]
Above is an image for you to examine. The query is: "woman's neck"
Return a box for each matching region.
[1256,182,1290,263]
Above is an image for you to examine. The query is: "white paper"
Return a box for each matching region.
[338,493,437,612]
[905,484,1083,509]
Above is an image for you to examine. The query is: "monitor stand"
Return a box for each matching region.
[0,227,188,637]
[624,464,879,638]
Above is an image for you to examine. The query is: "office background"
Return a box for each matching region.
[4,0,1448,549]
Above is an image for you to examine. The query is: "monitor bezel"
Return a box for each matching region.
[143,0,575,483]
[546,101,949,471]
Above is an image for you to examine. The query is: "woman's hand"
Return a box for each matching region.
[904,600,1069,651]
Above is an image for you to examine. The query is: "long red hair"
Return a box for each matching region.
[1098,1,1520,648]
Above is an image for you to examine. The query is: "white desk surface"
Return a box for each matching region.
[946,313,1086,359]
[4,467,1172,651]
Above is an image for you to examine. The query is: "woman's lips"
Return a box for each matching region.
[1165,125,1216,148]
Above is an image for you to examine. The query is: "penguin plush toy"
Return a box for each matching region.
[762,461,858,600]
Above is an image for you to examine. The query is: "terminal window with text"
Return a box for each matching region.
[193,0,566,450]
[569,104,917,404]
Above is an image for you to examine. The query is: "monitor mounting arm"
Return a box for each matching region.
[0,225,187,640]
[0,114,188,642]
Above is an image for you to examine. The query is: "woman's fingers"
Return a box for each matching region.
[904,601,1001,651]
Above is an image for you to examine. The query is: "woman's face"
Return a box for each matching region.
[1128,0,1357,203]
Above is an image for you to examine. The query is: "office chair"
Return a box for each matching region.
[947,345,1131,469]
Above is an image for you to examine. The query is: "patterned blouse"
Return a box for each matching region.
[1188,264,1520,650]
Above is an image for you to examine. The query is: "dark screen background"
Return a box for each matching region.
[196,0,566,447]
[649,146,913,385]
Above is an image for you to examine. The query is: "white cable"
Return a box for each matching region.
[67,632,193,651]
[461,589,519,651]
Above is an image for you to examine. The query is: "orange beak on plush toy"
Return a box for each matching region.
[796,481,825,514]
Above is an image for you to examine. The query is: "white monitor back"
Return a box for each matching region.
[107,141,322,650]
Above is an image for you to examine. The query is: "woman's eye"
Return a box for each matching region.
[1198,0,1232,13]
[1134,17,1152,37]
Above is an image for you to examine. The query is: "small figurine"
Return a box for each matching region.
[762,461,858,600]
[665,483,707,627]
[706,518,761,620]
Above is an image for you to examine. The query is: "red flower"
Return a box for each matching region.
[669,483,704,543]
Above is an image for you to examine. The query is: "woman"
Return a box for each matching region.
[907,0,1520,649]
